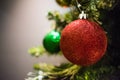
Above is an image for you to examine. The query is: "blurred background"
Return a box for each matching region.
[0,0,68,80]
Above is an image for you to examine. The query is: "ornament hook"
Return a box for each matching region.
[79,11,87,19]
[75,0,87,19]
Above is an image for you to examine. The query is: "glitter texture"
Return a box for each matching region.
[60,19,107,66]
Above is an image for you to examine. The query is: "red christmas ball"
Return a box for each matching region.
[60,19,107,66]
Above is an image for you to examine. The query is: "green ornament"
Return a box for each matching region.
[43,30,61,53]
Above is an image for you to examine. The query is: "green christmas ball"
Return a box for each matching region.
[43,30,61,53]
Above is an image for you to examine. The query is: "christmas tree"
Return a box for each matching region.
[25,0,120,80]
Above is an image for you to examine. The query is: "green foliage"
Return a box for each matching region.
[27,62,119,80]
[47,11,75,31]
[34,63,55,72]
[33,63,80,80]
[28,46,45,57]
[71,0,116,24]
[75,65,115,80]
[47,0,116,29]
[96,0,116,10]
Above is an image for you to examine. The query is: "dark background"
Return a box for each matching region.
[108,0,120,66]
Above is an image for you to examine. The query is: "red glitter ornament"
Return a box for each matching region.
[60,19,107,66]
